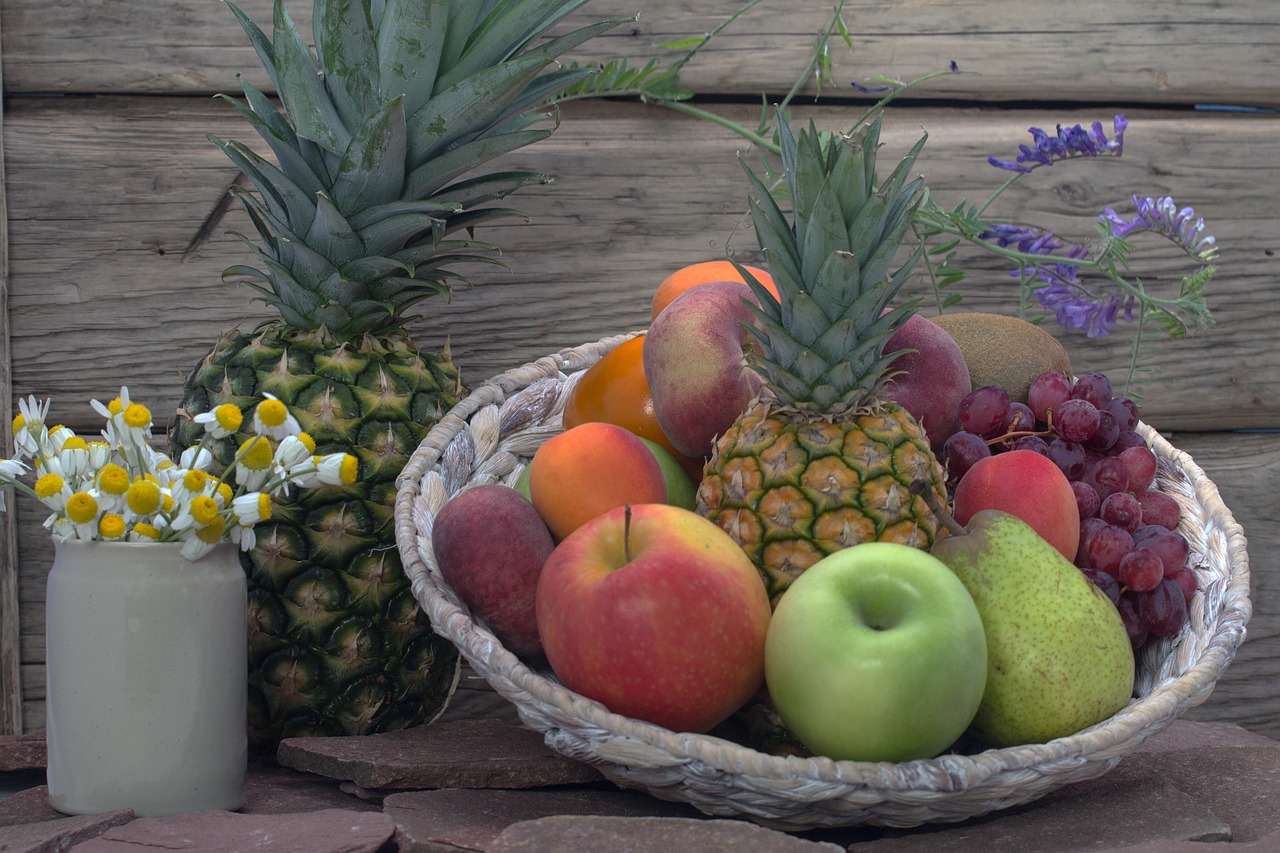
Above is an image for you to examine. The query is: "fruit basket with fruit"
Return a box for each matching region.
[395,329,1249,830]
[394,117,1250,830]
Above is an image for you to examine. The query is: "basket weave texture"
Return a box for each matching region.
[394,332,1253,831]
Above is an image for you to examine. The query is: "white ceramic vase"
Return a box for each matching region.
[44,538,248,816]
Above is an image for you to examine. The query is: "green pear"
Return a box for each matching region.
[929,508,1134,747]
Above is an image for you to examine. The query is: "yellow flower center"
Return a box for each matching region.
[98,463,130,495]
[98,514,126,539]
[190,495,220,526]
[123,403,151,429]
[183,469,208,492]
[256,398,288,428]
[66,492,99,524]
[196,516,227,543]
[255,492,273,521]
[239,436,275,470]
[215,403,244,432]
[108,397,124,416]
[61,436,89,451]
[338,454,358,486]
[132,522,162,540]
[35,473,65,499]
[126,480,162,515]
[297,432,317,454]
[12,414,26,433]
[216,481,233,506]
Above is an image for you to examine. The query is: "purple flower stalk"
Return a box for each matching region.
[988,114,1128,173]
[1102,195,1218,261]
[980,224,1133,337]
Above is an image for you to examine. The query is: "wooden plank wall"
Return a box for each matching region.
[1,0,1277,737]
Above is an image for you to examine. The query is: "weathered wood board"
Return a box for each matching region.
[2,0,1277,739]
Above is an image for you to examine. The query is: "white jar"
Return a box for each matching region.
[44,538,247,816]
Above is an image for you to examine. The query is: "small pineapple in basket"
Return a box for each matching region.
[171,0,623,750]
[697,114,950,604]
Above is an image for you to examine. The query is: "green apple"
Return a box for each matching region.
[513,437,695,511]
[764,542,987,762]
[637,436,696,510]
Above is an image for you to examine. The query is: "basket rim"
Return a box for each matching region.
[394,331,1253,816]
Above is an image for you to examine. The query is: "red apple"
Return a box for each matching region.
[535,503,772,733]
[952,449,1081,561]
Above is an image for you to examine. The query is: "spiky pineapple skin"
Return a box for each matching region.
[697,399,949,604]
[172,323,462,751]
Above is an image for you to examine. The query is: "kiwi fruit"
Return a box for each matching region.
[931,312,1073,403]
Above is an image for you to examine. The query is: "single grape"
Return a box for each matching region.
[943,431,991,482]
[958,385,1012,437]
[1011,434,1050,455]
[1083,409,1120,452]
[1076,516,1110,568]
[1085,456,1129,501]
[1136,489,1180,530]
[1111,430,1147,453]
[1071,481,1101,519]
[1071,370,1113,409]
[1165,564,1198,606]
[1081,567,1121,605]
[1117,593,1149,649]
[1047,439,1088,481]
[1028,371,1073,423]
[1100,491,1142,531]
[1134,526,1190,573]
[998,401,1036,438]
[1118,446,1158,494]
[1055,398,1100,443]
[1086,523,1136,578]
[1136,578,1189,637]
[1105,397,1141,432]
[1118,548,1164,592]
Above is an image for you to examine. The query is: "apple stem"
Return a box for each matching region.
[623,504,633,563]
[909,479,967,537]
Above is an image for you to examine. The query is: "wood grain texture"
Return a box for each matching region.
[2,0,1277,106]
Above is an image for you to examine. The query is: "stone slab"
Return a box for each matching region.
[1133,745,1280,843]
[0,733,45,773]
[384,786,705,852]
[240,760,382,815]
[276,718,602,791]
[67,808,396,852]
[1139,718,1280,754]
[851,757,1230,851]
[0,807,133,853]
[485,815,847,852]
[0,786,62,828]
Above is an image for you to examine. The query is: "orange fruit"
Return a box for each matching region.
[562,335,704,482]
[650,260,779,320]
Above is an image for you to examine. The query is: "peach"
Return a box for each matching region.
[529,422,668,540]
[642,281,764,460]
[952,449,1081,561]
[432,484,555,661]
[881,314,974,452]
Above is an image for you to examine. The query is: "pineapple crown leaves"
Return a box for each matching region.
[214,0,627,339]
[738,112,928,412]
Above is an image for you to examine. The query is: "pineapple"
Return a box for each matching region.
[172,0,623,751]
[697,114,950,604]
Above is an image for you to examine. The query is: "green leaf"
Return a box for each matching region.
[404,128,553,201]
[376,0,448,117]
[332,94,408,215]
[271,0,350,152]
[314,0,379,132]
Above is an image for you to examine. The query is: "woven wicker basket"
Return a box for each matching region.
[394,331,1252,831]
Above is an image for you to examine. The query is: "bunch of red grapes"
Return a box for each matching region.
[942,370,1194,651]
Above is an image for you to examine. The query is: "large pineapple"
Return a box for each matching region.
[172,0,622,751]
[697,115,950,604]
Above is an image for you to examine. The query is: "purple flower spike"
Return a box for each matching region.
[1102,195,1218,261]
[1036,283,1135,338]
[989,113,1128,173]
